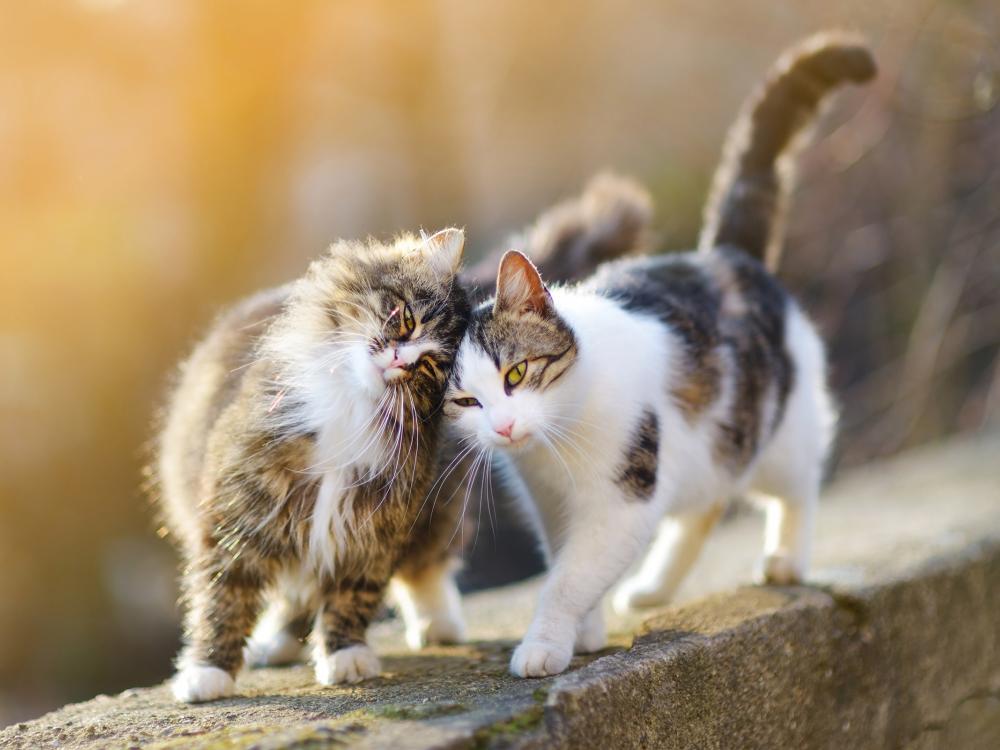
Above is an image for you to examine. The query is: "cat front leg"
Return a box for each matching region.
[172,553,267,703]
[312,576,387,685]
[391,485,468,651]
[511,498,658,678]
[575,605,607,654]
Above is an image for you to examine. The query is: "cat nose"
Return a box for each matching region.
[388,349,407,370]
[495,420,515,439]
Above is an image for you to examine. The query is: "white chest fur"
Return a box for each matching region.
[303,377,389,574]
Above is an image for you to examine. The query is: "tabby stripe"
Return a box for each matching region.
[534,343,575,389]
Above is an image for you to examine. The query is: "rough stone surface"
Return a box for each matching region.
[2,434,998,749]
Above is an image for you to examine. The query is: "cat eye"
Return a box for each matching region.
[453,397,481,408]
[402,303,416,334]
[505,360,528,390]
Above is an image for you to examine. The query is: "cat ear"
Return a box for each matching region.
[495,250,551,315]
[421,227,465,277]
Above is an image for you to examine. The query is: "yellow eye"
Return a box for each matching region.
[453,397,481,408]
[402,303,416,334]
[505,360,527,389]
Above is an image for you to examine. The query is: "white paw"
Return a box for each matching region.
[171,664,235,703]
[613,579,669,614]
[405,610,467,651]
[757,553,804,586]
[510,639,573,678]
[575,612,607,654]
[245,629,307,667]
[315,645,381,685]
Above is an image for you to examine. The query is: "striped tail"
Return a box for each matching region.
[463,173,653,298]
[698,32,876,270]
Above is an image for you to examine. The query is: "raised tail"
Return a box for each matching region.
[698,32,876,270]
[521,172,654,279]
[463,172,653,297]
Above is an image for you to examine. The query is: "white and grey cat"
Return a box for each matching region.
[445,34,875,678]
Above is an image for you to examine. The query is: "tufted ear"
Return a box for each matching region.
[494,250,551,315]
[420,227,465,278]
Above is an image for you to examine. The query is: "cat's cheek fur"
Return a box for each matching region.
[350,344,386,401]
[451,345,551,448]
[445,405,482,445]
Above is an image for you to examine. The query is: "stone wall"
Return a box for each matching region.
[2,434,997,749]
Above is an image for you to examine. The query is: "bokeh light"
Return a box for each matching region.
[1,0,997,725]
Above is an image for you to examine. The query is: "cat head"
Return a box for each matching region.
[269,228,470,421]
[446,250,577,450]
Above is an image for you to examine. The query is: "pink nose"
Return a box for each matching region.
[388,350,407,370]
[495,420,515,439]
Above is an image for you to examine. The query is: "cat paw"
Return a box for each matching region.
[612,581,669,614]
[315,645,381,685]
[405,610,467,651]
[171,664,235,703]
[575,611,607,654]
[245,629,307,667]
[757,554,804,586]
[510,640,572,678]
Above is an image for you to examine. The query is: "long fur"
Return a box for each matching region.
[156,231,471,701]
[463,172,654,298]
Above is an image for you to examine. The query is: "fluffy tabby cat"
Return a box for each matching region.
[445,33,876,678]
[157,229,471,702]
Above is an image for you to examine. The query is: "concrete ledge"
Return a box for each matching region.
[539,541,1000,749]
[2,435,998,749]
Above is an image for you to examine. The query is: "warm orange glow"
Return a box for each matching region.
[1,0,998,726]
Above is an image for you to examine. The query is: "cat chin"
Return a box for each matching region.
[489,434,534,453]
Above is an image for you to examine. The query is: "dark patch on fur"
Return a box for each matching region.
[589,254,723,423]
[712,247,794,467]
[587,247,794,472]
[617,410,659,501]
[591,255,720,356]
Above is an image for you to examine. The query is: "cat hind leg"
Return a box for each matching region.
[245,598,313,667]
[754,488,817,585]
[391,558,466,651]
[613,504,723,613]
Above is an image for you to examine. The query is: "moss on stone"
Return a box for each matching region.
[144,718,368,749]
[373,703,468,721]
[471,705,545,749]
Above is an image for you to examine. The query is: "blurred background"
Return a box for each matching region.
[2,0,998,726]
